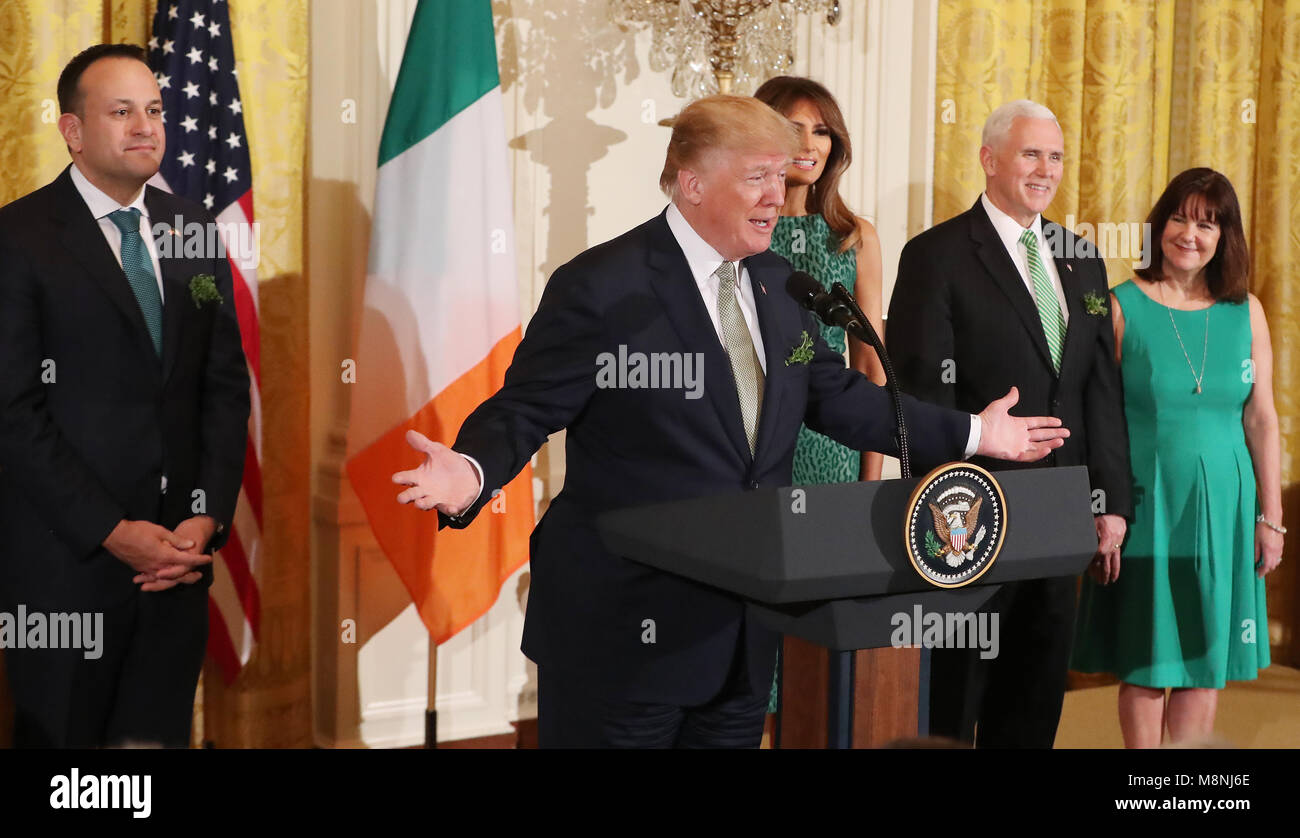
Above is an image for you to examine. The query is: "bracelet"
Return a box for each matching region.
[1256,515,1287,535]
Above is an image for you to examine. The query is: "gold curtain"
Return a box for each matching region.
[0,0,310,746]
[936,0,1300,666]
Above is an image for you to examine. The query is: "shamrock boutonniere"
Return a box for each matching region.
[1082,290,1108,317]
[189,274,223,310]
[785,330,814,366]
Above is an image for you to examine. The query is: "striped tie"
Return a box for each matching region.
[715,261,764,454]
[1020,228,1064,372]
[108,208,163,357]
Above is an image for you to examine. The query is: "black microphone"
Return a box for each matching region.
[785,271,913,478]
[786,271,861,332]
[785,270,826,312]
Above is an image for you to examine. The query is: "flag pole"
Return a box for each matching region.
[424,641,438,748]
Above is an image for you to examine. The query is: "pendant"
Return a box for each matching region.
[1195,384,1202,394]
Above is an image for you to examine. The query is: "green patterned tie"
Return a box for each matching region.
[716,261,764,454]
[1020,228,1064,372]
[108,208,163,357]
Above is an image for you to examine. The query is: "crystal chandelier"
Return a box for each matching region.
[610,1,842,98]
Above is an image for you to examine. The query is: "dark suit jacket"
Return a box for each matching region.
[443,210,972,705]
[0,166,250,612]
[887,198,1131,519]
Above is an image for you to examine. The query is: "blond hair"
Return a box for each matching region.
[659,95,799,200]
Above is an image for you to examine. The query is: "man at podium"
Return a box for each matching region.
[393,95,1070,748]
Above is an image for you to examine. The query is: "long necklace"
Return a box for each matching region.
[1157,281,1210,395]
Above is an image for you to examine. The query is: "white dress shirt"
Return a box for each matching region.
[69,163,165,302]
[979,192,1068,327]
[664,203,768,372]
[665,202,978,457]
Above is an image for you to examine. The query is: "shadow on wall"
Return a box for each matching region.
[493,0,638,539]
[322,172,431,740]
[496,0,637,280]
[494,2,650,724]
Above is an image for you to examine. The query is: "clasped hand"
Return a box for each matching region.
[103,516,216,592]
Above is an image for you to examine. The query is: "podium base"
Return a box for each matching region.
[759,586,1003,749]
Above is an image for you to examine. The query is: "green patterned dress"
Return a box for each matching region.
[770,213,861,485]
[1072,280,1269,688]
[766,213,861,713]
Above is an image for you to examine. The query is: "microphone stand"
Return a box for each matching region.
[827,282,912,479]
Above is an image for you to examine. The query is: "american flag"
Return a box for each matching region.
[148,0,262,683]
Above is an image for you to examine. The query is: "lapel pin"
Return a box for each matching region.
[759,281,767,295]
[1065,263,1072,272]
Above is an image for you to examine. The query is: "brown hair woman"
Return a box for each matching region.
[754,76,889,723]
[1072,168,1283,747]
[754,75,887,485]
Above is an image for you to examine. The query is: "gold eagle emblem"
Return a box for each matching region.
[928,497,982,567]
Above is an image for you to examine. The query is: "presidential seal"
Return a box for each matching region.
[904,463,1006,588]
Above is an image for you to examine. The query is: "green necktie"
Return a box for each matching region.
[1020,228,1064,372]
[715,260,764,454]
[108,208,163,357]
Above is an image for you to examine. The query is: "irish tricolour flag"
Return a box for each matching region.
[346,0,533,644]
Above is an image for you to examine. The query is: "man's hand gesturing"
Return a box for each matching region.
[392,430,479,516]
[975,386,1070,462]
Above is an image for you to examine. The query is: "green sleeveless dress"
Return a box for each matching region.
[766,214,861,714]
[769,213,861,485]
[1072,280,1269,688]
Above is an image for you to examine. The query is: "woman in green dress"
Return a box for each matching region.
[754,77,888,719]
[755,76,886,485]
[1072,168,1284,748]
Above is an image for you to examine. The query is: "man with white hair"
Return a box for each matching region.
[887,99,1132,748]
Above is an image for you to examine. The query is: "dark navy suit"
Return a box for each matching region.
[888,198,1131,748]
[0,166,249,747]
[444,210,971,745]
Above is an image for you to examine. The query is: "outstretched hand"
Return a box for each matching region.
[392,430,479,515]
[975,387,1070,462]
